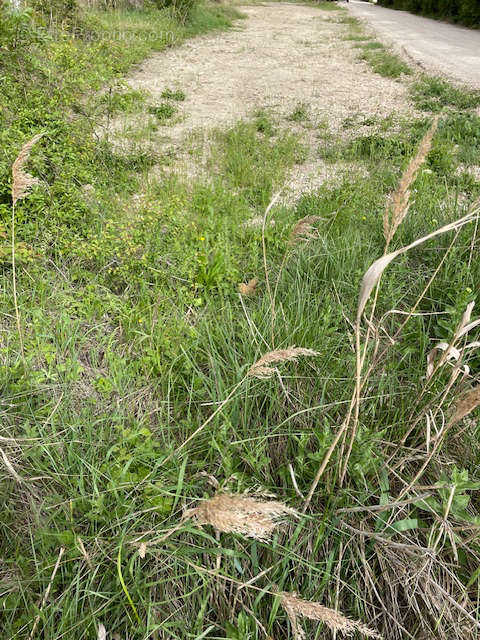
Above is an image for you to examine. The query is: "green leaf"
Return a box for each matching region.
[385,518,418,534]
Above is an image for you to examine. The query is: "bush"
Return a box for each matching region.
[0,4,42,50]
[29,0,79,23]
[378,0,480,27]
[150,0,197,23]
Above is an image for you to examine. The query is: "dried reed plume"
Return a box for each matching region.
[383,116,438,247]
[12,133,43,205]
[187,493,297,540]
[248,347,319,379]
[279,591,383,639]
[0,448,23,484]
[238,277,258,296]
[449,385,480,426]
[290,215,322,244]
[11,133,43,365]
[357,210,478,321]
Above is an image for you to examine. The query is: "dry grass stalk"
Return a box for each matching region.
[357,210,478,321]
[279,591,383,639]
[12,133,43,205]
[248,346,319,379]
[76,537,92,569]
[238,277,258,296]
[290,215,322,244]
[0,447,23,484]
[11,133,43,365]
[188,493,297,540]
[383,117,438,247]
[29,546,65,640]
[374,543,478,639]
[97,623,106,640]
[426,342,461,379]
[449,385,480,426]
[307,203,479,507]
[398,383,480,500]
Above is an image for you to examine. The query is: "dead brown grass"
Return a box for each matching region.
[383,117,438,248]
[12,133,43,205]
[279,591,383,639]
[188,493,297,540]
[248,346,319,379]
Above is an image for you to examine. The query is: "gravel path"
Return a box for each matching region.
[111,3,414,199]
[124,3,410,136]
[347,0,480,88]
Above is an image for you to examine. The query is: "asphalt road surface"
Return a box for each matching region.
[346,0,480,88]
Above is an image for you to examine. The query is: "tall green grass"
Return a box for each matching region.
[2,3,480,640]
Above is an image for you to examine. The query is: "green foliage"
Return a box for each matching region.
[254,108,276,136]
[151,0,197,23]
[161,86,186,100]
[149,101,177,121]
[359,41,412,78]
[410,75,480,112]
[286,102,310,123]
[378,0,480,27]
[30,0,79,22]
[0,5,45,50]
[2,2,480,638]
[99,87,147,114]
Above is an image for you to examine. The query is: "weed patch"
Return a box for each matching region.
[161,87,186,101]
[2,3,480,639]
[287,102,310,123]
[411,75,480,112]
[359,42,412,78]
[149,101,178,122]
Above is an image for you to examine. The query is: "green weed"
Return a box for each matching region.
[2,2,480,639]
[359,43,412,78]
[99,88,147,114]
[411,75,480,112]
[161,87,186,101]
[286,102,310,123]
[254,108,276,136]
[149,102,178,122]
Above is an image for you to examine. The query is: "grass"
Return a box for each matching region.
[411,75,480,112]
[358,41,412,78]
[161,87,187,101]
[149,102,178,122]
[343,18,411,79]
[2,1,480,639]
[286,102,310,123]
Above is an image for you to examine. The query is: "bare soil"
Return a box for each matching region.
[109,3,414,200]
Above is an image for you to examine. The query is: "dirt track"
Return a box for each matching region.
[347,0,480,88]
[125,3,410,135]
[112,3,414,198]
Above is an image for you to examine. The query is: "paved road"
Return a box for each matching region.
[346,0,480,88]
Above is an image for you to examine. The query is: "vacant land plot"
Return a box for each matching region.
[2,1,480,639]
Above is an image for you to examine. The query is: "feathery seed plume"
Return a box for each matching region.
[12,134,43,205]
[248,347,319,379]
[290,215,322,244]
[279,591,383,639]
[384,117,438,246]
[238,277,258,296]
[188,493,297,540]
[449,385,480,426]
